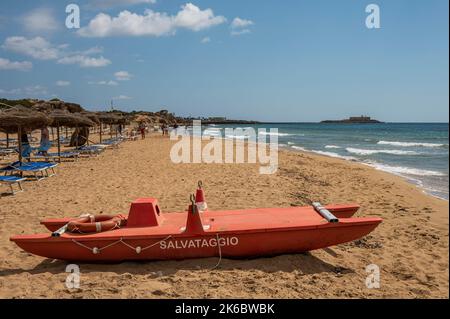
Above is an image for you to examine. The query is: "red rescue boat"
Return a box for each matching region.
[10,184,381,262]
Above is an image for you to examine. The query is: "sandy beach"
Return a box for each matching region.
[0,132,448,299]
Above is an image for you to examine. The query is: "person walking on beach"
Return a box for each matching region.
[38,127,51,156]
[161,124,168,137]
[139,123,146,139]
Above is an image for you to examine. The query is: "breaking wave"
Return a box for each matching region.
[311,150,357,161]
[291,146,307,151]
[258,132,291,137]
[377,141,447,148]
[346,148,419,156]
[368,162,447,177]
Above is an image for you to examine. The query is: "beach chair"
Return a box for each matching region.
[76,145,106,156]
[0,175,26,195]
[29,151,80,162]
[49,152,79,161]
[95,138,122,149]
[0,148,16,160]
[1,161,58,181]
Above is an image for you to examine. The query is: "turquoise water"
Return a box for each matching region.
[203,123,449,200]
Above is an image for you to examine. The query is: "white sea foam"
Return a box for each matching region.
[258,132,292,137]
[203,129,222,137]
[225,135,251,140]
[287,142,295,145]
[325,145,341,149]
[367,162,447,177]
[291,146,307,151]
[377,140,447,148]
[311,150,357,161]
[291,146,356,160]
[346,148,419,156]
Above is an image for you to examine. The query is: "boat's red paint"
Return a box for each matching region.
[10,199,380,262]
[39,204,361,232]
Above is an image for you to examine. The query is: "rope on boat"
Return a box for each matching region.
[210,233,222,271]
[71,233,223,271]
[71,235,173,255]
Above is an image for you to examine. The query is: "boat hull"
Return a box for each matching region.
[11,218,380,262]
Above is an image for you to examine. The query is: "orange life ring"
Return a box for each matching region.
[67,214,126,233]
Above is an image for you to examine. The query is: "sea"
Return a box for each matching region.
[200,123,449,200]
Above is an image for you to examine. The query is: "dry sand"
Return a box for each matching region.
[0,132,448,298]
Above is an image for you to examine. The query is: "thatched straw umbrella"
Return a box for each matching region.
[80,111,100,125]
[97,113,125,141]
[33,100,84,113]
[0,105,52,163]
[0,102,11,147]
[32,100,86,141]
[159,118,169,125]
[134,114,152,124]
[48,110,95,161]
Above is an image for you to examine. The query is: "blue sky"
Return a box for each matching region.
[0,0,448,122]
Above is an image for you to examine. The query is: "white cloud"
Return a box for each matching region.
[0,88,21,94]
[78,3,226,37]
[0,57,32,71]
[201,37,210,44]
[88,80,118,86]
[2,36,59,60]
[114,70,132,81]
[113,95,132,100]
[230,17,254,36]
[81,46,104,55]
[0,85,47,96]
[231,29,251,36]
[174,3,226,32]
[88,0,157,9]
[231,17,254,29]
[2,36,112,68]
[56,80,71,86]
[26,85,48,95]
[57,55,111,68]
[22,8,58,33]
[78,11,173,37]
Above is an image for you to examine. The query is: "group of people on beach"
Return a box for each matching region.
[137,123,178,140]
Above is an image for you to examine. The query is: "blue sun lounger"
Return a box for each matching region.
[76,145,105,155]
[0,175,26,195]
[28,151,80,162]
[1,161,58,181]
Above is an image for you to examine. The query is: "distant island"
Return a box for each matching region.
[321,116,383,124]
[199,117,260,125]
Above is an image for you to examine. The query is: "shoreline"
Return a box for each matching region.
[199,123,448,201]
[280,145,449,202]
[194,131,448,202]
